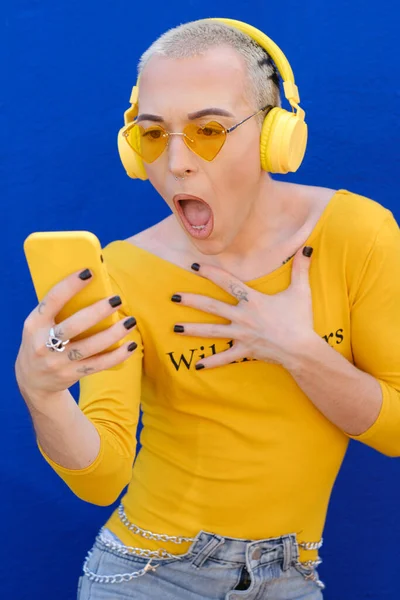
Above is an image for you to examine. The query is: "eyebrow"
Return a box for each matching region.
[136,107,235,123]
[188,108,235,119]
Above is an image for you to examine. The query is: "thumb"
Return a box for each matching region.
[291,246,313,289]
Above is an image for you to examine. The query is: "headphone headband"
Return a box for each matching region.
[123,18,304,125]
[209,18,303,116]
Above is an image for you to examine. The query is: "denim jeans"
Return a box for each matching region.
[77,527,324,599]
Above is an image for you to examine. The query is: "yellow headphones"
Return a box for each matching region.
[117,17,308,180]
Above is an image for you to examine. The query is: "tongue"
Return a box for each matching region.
[180,199,211,226]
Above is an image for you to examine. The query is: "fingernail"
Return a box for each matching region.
[109,295,122,307]
[79,269,92,280]
[174,325,184,333]
[302,246,313,258]
[195,363,205,370]
[127,342,137,352]
[191,263,200,272]
[123,317,136,330]
[171,294,182,303]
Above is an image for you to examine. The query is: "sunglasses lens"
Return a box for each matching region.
[125,121,227,162]
[125,124,167,163]
[184,122,227,160]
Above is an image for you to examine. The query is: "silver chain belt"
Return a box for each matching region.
[84,506,324,587]
[83,516,194,586]
[98,527,185,560]
[83,549,159,584]
[118,504,195,544]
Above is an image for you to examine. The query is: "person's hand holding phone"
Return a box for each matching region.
[15,267,137,403]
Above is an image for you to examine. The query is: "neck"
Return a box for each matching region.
[195,178,309,268]
[225,178,301,254]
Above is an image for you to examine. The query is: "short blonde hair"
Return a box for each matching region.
[138,20,281,120]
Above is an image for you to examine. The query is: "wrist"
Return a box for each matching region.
[21,386,69,414]
[281,331,323,373]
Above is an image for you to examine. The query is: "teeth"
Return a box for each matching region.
[192,225,206,230]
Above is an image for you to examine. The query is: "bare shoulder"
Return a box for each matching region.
[304,184,338,213]
[278,182,338,234]
[125,216,173,252]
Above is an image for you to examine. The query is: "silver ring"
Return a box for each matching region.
[174,175,186,180]
[45,327,70,353]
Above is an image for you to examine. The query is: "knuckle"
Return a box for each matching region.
[32,334,47,356]
[240,313,253,328]
[90,354,111,373]
[92,299,117,322]
[99,331,122,352]
[204,299,216,313]
[110,320,128,340]
[208,324,219,337]
[44,287,59,305]
[43,355,61,372]
[23,316,34,335]
[230,327,243,342]
[43,284,60,306]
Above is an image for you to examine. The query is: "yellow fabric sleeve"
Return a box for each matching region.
[37,265,143,505]
[347,212,400,456]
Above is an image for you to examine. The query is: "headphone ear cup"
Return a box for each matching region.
[117,126,148,181]
[260,108,281,173]
[260,108,308,174]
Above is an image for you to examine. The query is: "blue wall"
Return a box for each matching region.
[3,1,400,598]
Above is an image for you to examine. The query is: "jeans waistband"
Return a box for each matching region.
[186,530,299,572]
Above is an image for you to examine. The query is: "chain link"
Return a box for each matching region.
[82,549,159,584]
[294,558,322,569]
[118,504,195,544]
[293,537,324,590]
[98,528,184,560]
[298,538,323,550]
[299,568,326,590]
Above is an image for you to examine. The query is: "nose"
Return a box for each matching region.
[167,133,197,179]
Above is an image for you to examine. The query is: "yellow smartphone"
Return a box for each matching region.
[23,231,123,352]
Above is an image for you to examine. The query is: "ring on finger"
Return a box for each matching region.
[45,326,70,353]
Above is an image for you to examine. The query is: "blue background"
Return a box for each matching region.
[3,1,400,598]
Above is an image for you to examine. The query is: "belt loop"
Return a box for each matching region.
[282,535,294,572]
[191,535,225,569]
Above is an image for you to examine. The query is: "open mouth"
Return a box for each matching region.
[173,194,214,240]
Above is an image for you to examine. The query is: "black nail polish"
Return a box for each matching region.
[123,317,136,330]
[195,363,205,370]
[79,269,92,280]
[174,325,184,333]
[171,294,182,303]
[109,295,122,307]
[191,263,200,272]
[303,246,313,258]
[127,342,137,352]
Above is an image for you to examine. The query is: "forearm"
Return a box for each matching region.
[283,333,383,436]
[22,388,100,470]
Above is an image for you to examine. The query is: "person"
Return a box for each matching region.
[15,17,400,600]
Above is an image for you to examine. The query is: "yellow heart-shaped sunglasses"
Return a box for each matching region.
[123,105,273,163]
